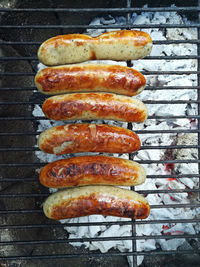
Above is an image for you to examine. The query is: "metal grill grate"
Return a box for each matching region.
[0,1,200,266]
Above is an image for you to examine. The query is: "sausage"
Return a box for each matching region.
[43,185,150,220]
[38,30,152,65]
[35,64,146,96]
[38,123,141,155]
[39,155,146,188]
[42,92,148,122]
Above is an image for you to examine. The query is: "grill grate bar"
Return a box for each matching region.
[1,70,200,75]
[0,249,199,261]
[1,234,200,246]
[1,188,200,198]
[1,40,200,45]
[0,129,199,136]
[1,218,200,229]
[1,86,200,91]
[0,145,199,152]
[1,55,200,60]
[1,174,199,183]
[197,0,200,202]
[1,7,200,12]
[0,24,200,29]
[0,159,199,167]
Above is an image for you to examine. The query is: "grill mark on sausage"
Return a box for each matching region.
[90,51,97,60]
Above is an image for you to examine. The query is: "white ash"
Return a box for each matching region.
[173,133,198,188]
[33,9,199,267]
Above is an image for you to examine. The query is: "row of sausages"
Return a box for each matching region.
[36,30,152,220]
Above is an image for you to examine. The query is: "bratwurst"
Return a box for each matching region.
[43,185,150,220]
[35,64,146,96]
[42,92,148,122]
[39,155,146,188]
[38,123,141,155]
[38,30,152,65]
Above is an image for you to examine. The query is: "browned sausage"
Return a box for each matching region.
[39,155,146,188]
[38,30,152,65]
[42,93,148,122]
[38,123,141,155]
[43,185,150,220]
[35,64,146,96]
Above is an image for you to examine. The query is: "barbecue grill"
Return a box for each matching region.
[0,0,200,266]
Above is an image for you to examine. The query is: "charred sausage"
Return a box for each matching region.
[38,123,141,155]
[39,155,146,187]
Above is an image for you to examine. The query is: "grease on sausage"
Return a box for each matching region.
[42,92,148,122]
[43,185,150,220]
[38,123,141,155]
[39,155,146,187]
[35,64,146,96]
[38,30,152,65]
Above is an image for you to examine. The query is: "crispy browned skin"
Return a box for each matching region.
[43,186,150,220]
[39,155,146,187]
[38,30,152,65]
[42,93,148,122]
[38,124,141,155]
[35,64,146,96]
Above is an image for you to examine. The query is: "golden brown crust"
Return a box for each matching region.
[35,64,146,96]
[39,155,146,187]
[38,123,141,155]
[42,93,148,122]
[43,185,150,220]
[38,30,152,65]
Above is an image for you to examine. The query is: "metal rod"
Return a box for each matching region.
[0,144,199,152]
[1,218,199,229]
[198,0,200,201]
[1,40,200,45]
[1,70,200,75]
[0,188,199,198]
[0,234,200,246]
[0,115,199,120]
[1,24,200,29]
[0,249,199,261]
[1,174,199,183]
[1,55,200,60]
[0,7,200,12]
[0,159,200,167]
[1,86,200,91]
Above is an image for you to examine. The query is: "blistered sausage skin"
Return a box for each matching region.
[39,155,146,188]
[38,30,153,65]
[35,64,146,96]
[42,93,148,123]
[43,185,150,220]
[38,124,141,155]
